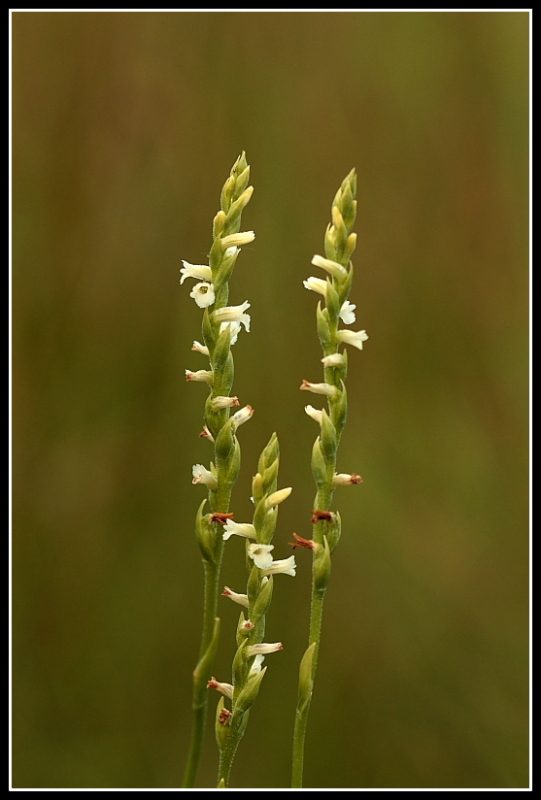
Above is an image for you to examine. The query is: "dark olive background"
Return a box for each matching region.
[12,10,529,789]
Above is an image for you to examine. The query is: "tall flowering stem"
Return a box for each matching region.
[210,433,295,787]
[291,170,367,787]
[182,153,255,788]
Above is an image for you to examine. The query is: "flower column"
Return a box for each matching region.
[181,153,255,788]
[291,170,368,787]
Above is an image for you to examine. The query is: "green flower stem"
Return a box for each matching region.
[292,170,363,788]
[182,154,254,787]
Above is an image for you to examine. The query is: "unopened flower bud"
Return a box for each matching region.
[265,486,292,510]
[333,472,363,486]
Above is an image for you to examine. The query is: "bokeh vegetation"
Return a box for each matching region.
[12,11,529,789]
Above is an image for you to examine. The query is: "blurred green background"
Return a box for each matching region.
[12,10,529,790]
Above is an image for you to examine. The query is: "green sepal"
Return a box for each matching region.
[246,565,261,606]
[213,247,240,294]
[330,381,348,438]
[340,179,357,232]
[324,223,337,262]
[233,165,251,199]
[224,186,252,229]
[220,174,236,214]
[311,437,328,489]
[250,575,273,626]
[332,209,348,264]
[252,496,268,538]
[193,616,220,688]
[327,510,342,554]
[214,418,235,466]
[215,695,229,752]
[258,506,278,546]
[202,308,217,352]
[225,436,241,486]
[234,665,267,714]
[297,642,316,713]
[209,235,225,273]
[258,432,279,475]
[232,640,250,692]
[325,280,340,326]
[195,499,220,563]
[313,535,331,594]
[336,260,354,307]
[211,324,232,374]
[316,302,333,350]
[319,408,337,464]
[261,458,279,495]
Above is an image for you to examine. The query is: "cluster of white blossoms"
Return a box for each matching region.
[180,235,254,312]
[182,236,256,488]
[301,252,367,487]
[304,254,369,350]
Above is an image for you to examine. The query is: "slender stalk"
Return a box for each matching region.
[181,153,255,787]
[292,169,367,787]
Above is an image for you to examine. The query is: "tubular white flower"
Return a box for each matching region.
[222,586,249,608]
[321,353,345,368]
[231,405,254,428]
[192,464,218,489]
[220,321,242,346]
[212,301,251,332]
[185,369,213,383]
[300,379,339,398]
[189,281,216,308]
[337,329,369,351]
[192,340,210,356]
[180,261,212,284]
[247,543,275,569]
[303,276,328,297]
[222,520,257,541]
[199,425,215,442]
[210,395,240,410]
[311,254,348,279]
[265,487,292,509]
[250,654,265,674]
[304,404,324,424]
[246,642,283,656]
[262,555,296,577]
[220,231,255,248]
[207,677,234,699]
[333,472,363,486]
[339,301,356,325]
